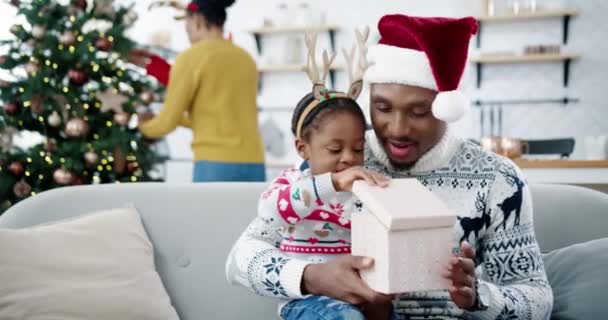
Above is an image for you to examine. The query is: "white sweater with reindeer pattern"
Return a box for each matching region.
[226,130,553,320]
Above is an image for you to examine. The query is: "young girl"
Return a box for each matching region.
[259,91,396,320]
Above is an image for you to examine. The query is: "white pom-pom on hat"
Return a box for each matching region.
[432,90,470,123]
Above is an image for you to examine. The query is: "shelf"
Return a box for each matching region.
[258,64,344,91]
[259,64,344,73]
[471,53,581,63]
[515,160,608,169]
[249,24,339,57]
[476,8,579,48]
[478,9,579,21]
[471,53,581,88]
[248,24,339,35]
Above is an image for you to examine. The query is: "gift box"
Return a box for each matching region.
[352,179,457,294]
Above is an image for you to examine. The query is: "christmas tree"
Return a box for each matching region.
[0,0,165,214]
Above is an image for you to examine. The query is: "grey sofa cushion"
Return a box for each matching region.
[544,238,608,320]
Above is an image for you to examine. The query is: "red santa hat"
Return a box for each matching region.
[364,14,478,122]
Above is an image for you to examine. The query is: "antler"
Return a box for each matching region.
[342,27,370,100]
[342,27,371,85]
[148,0,185,11]
[499,167,518,186]
[475,192,487,213]
[304,33,336,87]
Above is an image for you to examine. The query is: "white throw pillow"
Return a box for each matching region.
[0,206,180,320]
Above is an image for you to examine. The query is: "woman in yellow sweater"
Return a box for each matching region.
[139,0,266,182]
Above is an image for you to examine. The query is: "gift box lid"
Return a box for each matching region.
[352,178,456,231]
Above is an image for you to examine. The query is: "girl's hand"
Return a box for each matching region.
[331,166,389,192]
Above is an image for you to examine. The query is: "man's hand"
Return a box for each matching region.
[331,167,389,192]
[443,242,477,310]
[302,255,394,306]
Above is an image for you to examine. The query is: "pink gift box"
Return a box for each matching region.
[352,179,457,294]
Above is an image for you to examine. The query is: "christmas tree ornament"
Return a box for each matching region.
[71,176,85,185]
[30,95,44,114]
[84,150,99,166]
[0,80,10,88]
[113,112,130,126]
[8,161,25,176]
[68,68,89,85]
[48,111,62,127]
[123,9,138,27]
[53,167,74,185]
[113,146,126,175]
[13,180,32,198]
[139,90,155,105]
[9,0,20,6]
[73,0,88,11]
[95,37,113,51]
[126,161,139,173]
[94,0,116,18]
[9,24,22,36]
[59,30,76,45]
[0,127,17,151]
[31,25,46,39]
[65,118,90,138]
[25,61,40,75]
[44,138,58,152]
[97,88,128,113]
[0,55,6,65]
[4,101,20,115]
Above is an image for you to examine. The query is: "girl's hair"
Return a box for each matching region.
[189,0,235,27]
[291,92,366,141]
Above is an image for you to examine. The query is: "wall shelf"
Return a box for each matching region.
[476,9,579,48]
[258,64,344,91]
[248,25,339,56]
[471,53,581,87]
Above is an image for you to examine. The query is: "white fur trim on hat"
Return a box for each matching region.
[364,44,436,90]
[432,90,469,122]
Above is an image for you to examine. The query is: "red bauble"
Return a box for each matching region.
[8,161,24,176]
[71,176,85,186]
[73,0,87,10]
[4,102,20,115]
[68,68,89,85]
[126,161,139,173]
[95,37,113,51]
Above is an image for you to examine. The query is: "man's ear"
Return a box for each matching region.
[295,138,310,160]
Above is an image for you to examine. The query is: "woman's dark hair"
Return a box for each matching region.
[190,0,235,27]
[291,92,366,141]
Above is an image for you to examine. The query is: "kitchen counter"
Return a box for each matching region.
[514,159,608,184]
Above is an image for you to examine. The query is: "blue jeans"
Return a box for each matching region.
[192,161,266,182]
[281,295,400,320]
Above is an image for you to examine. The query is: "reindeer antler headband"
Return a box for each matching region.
[295,27,371,139]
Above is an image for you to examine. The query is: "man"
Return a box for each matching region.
[226,14,552,319]
[137,0,266,182]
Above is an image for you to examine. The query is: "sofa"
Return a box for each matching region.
[1,182,607,319]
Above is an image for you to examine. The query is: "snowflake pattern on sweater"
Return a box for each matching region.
[258,169,360,258]
[226,130,553,320]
